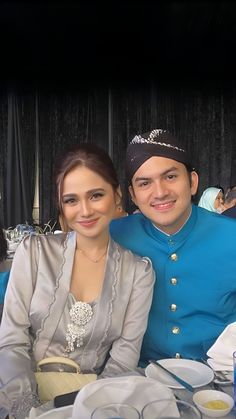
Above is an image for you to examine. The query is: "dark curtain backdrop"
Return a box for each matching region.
[1,92,36,228]
[38,87,109,225]
[0,91,7,226]
[111,81,236,211]
[0,81,236,227]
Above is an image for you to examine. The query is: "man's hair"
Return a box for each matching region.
[224,190,236,204]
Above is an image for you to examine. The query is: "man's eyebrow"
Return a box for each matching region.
[134,166,179,183]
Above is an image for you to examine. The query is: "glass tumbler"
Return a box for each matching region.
[91,403,140,419]
[141,398,202,419]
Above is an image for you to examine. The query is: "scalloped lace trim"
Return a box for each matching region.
[91,243,120,370]
[33,234,68,351]
[10,391,41,419]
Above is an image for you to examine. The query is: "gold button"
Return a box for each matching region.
[172,326,180,334]
[170,278,177,285]
[170,253,178,261]
[170,304,177,311]
[175,353,181,358]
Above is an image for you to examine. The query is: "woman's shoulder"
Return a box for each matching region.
[19,231,70,251]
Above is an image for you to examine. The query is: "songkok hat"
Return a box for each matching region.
[126,129,194,182]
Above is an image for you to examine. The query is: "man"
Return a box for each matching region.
[110,129,236,365]
[221,189,236,218]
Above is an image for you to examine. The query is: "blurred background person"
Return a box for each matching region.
[221,189,236,219]
[198,186,224,213]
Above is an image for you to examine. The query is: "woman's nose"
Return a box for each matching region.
[79,200,93,217]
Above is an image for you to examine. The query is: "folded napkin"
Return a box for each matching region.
[27,405,73,419]
[71,375,177,419]
[207,322,236,371]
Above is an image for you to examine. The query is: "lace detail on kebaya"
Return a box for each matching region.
[10,391,41,419]
[64,301,93,353]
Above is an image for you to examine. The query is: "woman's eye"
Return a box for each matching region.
[63,198,76,204]
[91,193,104,200]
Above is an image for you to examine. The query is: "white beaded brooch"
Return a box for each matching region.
[65,301,93,353]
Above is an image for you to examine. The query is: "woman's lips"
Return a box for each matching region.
[77,219,99,227]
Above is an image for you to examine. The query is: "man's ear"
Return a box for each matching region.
[128,184,138,207]
[190,171,199,196]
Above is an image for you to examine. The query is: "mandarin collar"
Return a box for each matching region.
[145,204,197,246]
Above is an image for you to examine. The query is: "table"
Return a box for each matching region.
[173,383,235,419]
[25,370,236,418]
[135,367,235,418]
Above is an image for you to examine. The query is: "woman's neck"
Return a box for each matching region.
[76,231,109,253]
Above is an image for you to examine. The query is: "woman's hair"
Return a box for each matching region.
[0,223,7,263]
[54,143,120,214]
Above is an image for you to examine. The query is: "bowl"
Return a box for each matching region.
[193,389,234,417]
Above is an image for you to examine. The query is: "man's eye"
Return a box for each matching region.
[137,181,150,187]
[167,174,177,180]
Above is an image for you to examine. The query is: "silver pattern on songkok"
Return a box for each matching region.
[131,129,186,153]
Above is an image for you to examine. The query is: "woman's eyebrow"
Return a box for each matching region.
[62,188,105,198]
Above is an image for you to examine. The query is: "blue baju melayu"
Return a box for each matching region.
[110,204,236,365]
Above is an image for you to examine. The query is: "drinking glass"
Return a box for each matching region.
[91,403,140,419]
[141,398,202,419]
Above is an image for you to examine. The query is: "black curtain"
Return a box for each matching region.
[110,80,236,211]
[5,92,36,228]
[38,87,109,225]
[1,81,236,225]
[0,90,7,226]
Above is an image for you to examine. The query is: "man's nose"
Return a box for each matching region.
[152,181,168,198]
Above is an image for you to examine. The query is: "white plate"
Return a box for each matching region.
[145,359,214,389]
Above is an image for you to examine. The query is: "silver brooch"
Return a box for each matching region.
[65,301,93,352]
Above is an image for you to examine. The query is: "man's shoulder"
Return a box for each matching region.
[110,213,146,231]
[110,213,149,249]
[196,205,236,230]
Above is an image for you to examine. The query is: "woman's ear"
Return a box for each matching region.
[115,186,122,206]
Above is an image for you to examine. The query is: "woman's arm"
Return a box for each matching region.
[0,235,41,419]
[100,256,155,377]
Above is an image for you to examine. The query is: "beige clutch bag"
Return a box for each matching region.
[35,356,97,403]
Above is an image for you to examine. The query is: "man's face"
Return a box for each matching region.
[129,156,198,235]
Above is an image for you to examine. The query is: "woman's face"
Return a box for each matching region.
[214,190,224,209]
[61,165,119,239]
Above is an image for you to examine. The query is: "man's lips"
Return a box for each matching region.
[77,218,99,227]
[151,201,175,211]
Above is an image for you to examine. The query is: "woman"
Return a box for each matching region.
[198,187,224,213]
[0,144,155,419]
